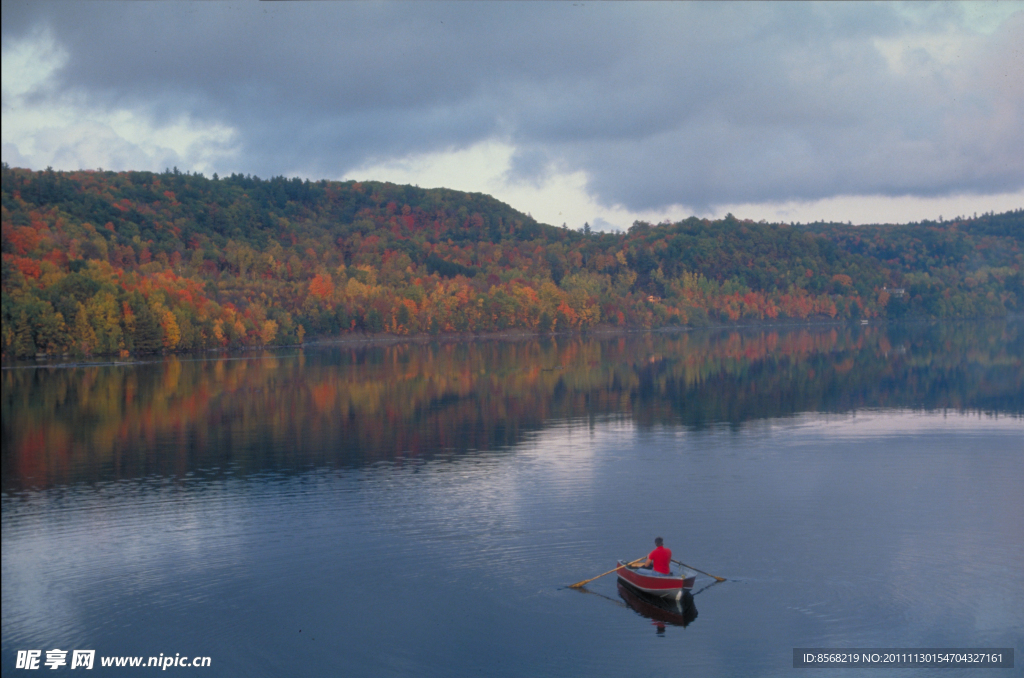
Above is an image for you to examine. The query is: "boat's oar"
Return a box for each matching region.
[569,557,646,589]
[672,559,726,583]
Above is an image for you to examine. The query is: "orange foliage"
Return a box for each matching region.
[7,226,42,255]
[5,254,42,279]
[832,274,853,287]
[308,273,334,300]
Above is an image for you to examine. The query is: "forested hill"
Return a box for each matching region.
[2,165,1022,358]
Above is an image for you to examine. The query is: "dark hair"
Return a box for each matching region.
[654,537,663,546]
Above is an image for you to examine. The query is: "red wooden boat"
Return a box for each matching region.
[616,560,696,599]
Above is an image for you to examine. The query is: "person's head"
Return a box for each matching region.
[654,536,663,547]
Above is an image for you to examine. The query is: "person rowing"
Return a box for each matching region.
[639,536,672,574]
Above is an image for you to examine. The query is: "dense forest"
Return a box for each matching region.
[2,164,1022,358]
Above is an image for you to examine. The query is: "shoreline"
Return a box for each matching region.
[4,314,1020,369]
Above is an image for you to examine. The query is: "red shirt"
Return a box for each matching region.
[648,545,672,574]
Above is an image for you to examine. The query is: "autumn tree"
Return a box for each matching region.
[14,311,37,358]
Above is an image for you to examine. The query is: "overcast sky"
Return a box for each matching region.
[2,1,1022,229]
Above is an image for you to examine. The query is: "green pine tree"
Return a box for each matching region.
[131,294,163,354]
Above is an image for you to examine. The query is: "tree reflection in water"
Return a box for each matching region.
[3,320,1021,491]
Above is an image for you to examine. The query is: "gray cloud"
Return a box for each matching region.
[3,0,1021,211]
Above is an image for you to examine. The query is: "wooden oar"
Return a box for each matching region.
[672,559,726,583]
[569,557,646,589]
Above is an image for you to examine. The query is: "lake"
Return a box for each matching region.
[2,320,1022,676]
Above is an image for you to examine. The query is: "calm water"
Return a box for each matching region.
[3,321,1022,676]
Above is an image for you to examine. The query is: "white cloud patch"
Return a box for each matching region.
[1,25,66,100]
[343,139,684,231]
[346,138,1022,230]
[1,27,239,174]
[701,191,1024,226]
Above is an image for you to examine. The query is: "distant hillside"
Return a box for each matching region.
[2,165,1021,358]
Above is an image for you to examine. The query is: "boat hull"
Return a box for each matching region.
[616,560,695,597]
[617,580,698,627]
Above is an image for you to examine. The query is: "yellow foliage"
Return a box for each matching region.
[74,302,98,355]
[160,307,181,350]
[345,276,377,299]
[260,319,279,345]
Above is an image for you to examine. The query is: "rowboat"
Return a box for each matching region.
[616,560,696,598]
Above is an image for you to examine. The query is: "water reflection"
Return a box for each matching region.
[2,393,1020,675]
[3,319,1021,491]
[617,582,699,632]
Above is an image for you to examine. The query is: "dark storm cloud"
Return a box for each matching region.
[3,1,1021,211]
